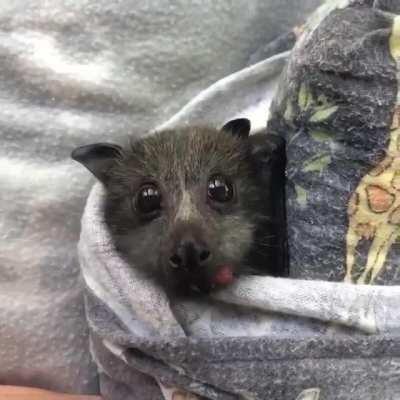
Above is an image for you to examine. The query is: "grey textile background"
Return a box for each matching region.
[0,0,322,394]
[80,180,400,400]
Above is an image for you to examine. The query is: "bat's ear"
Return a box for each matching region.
[71,143,122,183]
[221,118,251,139]
[249,133,286,168]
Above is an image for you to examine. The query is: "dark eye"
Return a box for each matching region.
[207,175,234,203]
[135,184,162,216]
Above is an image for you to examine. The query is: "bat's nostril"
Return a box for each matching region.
[169,254,182,268]
[169,240,211,269]
[199,250,211,263]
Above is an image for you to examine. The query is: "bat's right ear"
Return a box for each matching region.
[221,118,251,139]
[71,143,122,183]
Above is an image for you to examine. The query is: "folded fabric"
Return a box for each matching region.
[80,182,400,400]
[269,0,400,285]
[0,0,323,393]
[77,1,400,399]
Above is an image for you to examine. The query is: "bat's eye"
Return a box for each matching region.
[136,184,162,216]
[207,175,234,203]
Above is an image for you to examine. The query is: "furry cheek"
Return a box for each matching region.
[215,214,255,264]
[112,218,167,277]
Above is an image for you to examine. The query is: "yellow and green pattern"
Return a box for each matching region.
[345,15,400,284]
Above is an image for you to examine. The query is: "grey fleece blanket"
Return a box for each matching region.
[4,0,400,398]
[0,0,322,395]
[79,44,400,400]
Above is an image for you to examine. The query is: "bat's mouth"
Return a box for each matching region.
[212,264,235,287]
[173,264,235,295]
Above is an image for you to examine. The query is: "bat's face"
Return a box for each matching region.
[72,119,285,294]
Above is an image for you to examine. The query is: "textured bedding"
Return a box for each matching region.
[81,181,400,400]
[78,1,400,400]
[5,0,400,399]
[0,0,322,395]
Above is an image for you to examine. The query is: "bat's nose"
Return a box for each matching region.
[169,237,211,270]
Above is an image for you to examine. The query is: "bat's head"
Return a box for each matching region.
[72,119,285,294]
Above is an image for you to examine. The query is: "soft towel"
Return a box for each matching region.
[0,0,322,393]
[79,48,400,400]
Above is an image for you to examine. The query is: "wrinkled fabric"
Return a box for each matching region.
[0,0,323,394]
[78,1,400,400]
[268,0,400,285]
[81,182,400,400]
[82,180,400,339]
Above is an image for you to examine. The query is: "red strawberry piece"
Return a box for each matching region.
[213,265,234,286]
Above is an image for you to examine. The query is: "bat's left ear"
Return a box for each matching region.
[71,142,122,183]
[221,118,251,139]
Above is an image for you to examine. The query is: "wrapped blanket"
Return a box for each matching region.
[81,182,400,400]
[0,0,321,394]
[268,0,400,285]
[77,2,400,399]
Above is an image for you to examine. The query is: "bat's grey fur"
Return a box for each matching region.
[72,121,287,294]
